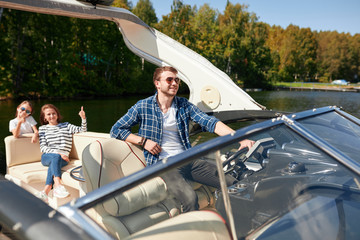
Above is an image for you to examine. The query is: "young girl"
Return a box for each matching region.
[9,100,39,143]
[37,104,87,202]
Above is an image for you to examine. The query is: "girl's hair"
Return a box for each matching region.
[15,100,34,117]
[40,104,62,125]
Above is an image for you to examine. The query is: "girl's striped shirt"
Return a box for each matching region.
[39,119,87,156]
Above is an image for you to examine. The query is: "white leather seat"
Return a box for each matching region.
[82,138,179,239]
[82,138,230,239]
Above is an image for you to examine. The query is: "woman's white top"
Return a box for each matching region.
[159,103,185,159]
[9,116,37,134]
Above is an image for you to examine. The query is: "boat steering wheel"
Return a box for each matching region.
[223,137,276,175]
[222,147,249,175]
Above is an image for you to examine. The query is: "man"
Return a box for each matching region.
[110,66,254,212]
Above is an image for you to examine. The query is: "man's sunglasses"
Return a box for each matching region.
[163,77,181,84]
[20,107,31,115]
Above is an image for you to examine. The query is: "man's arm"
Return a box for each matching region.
[110,102,162,155]
[186,100,254,150]
[214,121,254,150]
[214,121,234,136]
[124,133,144,146]
[125,134,162,156]
[110,104,139,140]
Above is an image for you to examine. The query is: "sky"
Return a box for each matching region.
[132,0,360,35]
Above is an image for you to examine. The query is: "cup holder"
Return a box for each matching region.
[235,183,247,188]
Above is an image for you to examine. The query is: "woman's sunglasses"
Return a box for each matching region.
[20,107,31,115]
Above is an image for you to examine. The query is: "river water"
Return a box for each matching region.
[1,90,360,174]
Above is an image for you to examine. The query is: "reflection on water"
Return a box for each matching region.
[1,90,360,174]
[251,90,360,118]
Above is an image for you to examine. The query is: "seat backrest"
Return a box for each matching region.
[4,134,41,168]
[82,138,178,239]
[82,138,146,193]
[70,132,110,160]
[82,138,170,214]
[4,131,109,169]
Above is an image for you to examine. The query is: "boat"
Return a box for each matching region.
[1,1,360,239]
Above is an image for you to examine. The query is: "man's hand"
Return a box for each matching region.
[239,139,255,150]
[144,139,162,155]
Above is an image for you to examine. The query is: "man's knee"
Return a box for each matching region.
[180,187,199,212]
[162,172,199,212]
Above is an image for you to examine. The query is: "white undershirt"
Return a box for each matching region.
[159,103,185,159]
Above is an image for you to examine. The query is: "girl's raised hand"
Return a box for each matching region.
[79,106,86,119]
[18,109,27,122]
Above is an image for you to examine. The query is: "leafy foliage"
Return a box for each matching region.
[133,0,158,27]
[0,0,359,99]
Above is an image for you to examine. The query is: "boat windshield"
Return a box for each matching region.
[298,111,360,163]
[206,112,360,239]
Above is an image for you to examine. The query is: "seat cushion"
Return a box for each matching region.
[104,177,169,217]
[8,159,81,188]
[125,210,231,240]
[112,198,179,237]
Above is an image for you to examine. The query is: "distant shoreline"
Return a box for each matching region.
[274,86,360,92]
[273,82,360,92]
[242,82,360,93]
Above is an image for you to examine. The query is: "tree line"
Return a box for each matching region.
[0,0,359,99]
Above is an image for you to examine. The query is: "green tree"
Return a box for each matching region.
[155,0,196,47]
[349,34,360,82]
[0,8,156,98]
[218,3,248,73]
[218,3,272,88]
[189,4,223,67]
[265,25,284,83]
[132,0,158,27]
[279,25,317,82]
[242,20,272,88]
[0,9,13,97]
[317,31,353,82]
[0,9,33,98]
[297,28,317,81]
[2,2,360,98]
[112,0,132,9]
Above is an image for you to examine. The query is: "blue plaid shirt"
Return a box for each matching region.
[110,93,219,166]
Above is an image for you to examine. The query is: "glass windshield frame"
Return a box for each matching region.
[286,106,360,176]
